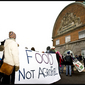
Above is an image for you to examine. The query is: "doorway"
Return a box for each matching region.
[63,50,75,58]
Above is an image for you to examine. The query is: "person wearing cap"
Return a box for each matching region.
[49,46,56,53]
[0,31,19,84]
[65,51,73,76]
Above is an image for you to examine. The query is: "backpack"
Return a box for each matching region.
[65,55,71,62]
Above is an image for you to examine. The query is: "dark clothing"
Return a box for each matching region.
[79,55,82,61]
[10,66,15,84]
[61,59,64,65]
[49,49,55,53]
[1,73,10,84]
[75,55,79,61]
[0,54,4,68]
[61,56,65,65]
[0,40,6,67]
[71,56,74,73]
[84,58,85,67]
[46,46,50,53]
[1,40,5,45]
[65,54,73,76]
[65,54,73,65]
[56,53,60,64]
[46,46,50,50]
[56,53,61,74]
[0,66,15,84]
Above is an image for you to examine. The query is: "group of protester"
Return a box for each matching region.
[25,45,85,78]
[45,46,84,77]
[0,31,84,84]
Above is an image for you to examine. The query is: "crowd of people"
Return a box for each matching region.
[0,32,85,84]
[44,46,85,77]
[30,46,85,77]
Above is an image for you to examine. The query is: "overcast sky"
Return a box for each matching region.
[0,1,75,52]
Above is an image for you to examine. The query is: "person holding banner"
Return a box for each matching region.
[0,31,19,84]
[46,46,51,53]
[56,51,62,74]
[49,46,56,53]
[60,56,64,73]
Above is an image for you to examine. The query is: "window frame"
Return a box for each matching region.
[56,39,60,45]
[79,30,85,39]
[65,35,71,43]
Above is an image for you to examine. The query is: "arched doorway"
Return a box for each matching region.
[81,49,85,59]
[63,50,75,58]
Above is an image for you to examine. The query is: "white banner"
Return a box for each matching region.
[73,59,84,72]
[15,48,61,84]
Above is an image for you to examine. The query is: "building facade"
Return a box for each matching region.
[52,1,85,57]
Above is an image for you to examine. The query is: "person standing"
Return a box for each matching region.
[83,52,85,68]
[49,46,56,53]
[71,53,74,73]
[60,56,64,73]
[56,51,62,74]
[79,54,82,62]
[75,55,79,61]
[46,46,51,53]
[0,31,19,84]
[65,51,73,76]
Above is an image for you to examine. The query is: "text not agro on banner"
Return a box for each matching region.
[15,48,61,84]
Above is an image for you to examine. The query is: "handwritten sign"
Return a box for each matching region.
[15,48,61,84]
[73,59,84,72]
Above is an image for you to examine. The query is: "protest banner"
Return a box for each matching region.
[15,48,61,84]
[73,59,84,72]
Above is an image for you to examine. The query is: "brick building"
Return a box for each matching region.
[52,1,85,58]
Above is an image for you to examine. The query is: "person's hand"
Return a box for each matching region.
[15,66,19,71]
[17,44,19,47]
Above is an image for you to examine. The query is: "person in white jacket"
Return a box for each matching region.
[0,31,19,84]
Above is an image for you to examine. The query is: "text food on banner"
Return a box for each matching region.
[15,48,61,84]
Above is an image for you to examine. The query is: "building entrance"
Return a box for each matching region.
[81,49,85,59]
[63,50,75,58]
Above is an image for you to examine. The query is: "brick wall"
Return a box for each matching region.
[52,2,85,46]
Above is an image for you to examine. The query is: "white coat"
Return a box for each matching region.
[3,38,19,66]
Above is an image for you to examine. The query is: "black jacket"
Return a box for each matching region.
[65,54,73,65]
